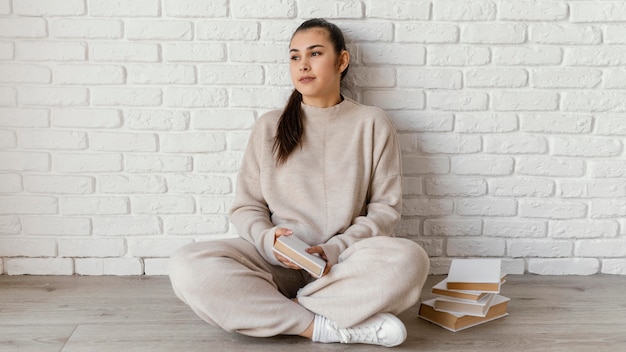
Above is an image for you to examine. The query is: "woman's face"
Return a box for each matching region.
[289,28,349,107]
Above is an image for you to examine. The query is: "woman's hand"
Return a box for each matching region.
[273,228,301,270]
[306,246,332,277]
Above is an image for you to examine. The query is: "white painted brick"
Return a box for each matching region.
[425,177,487,197]
[94,216,161,236]
[89,0,160,17]
[165,215,229,235]
[576,239,626,257]
[390,112,453,132]
[0,215,21,235]
[192,110,255,130]
[0,64,51,83]
[605,25,626,44]
[465,68,528,88]
[52,109,122,129]
[164,0,227,17]
[339,22,394,42]
[566,47,626,66]
[198,196,232,214]
[59,238,125,257]
[126,155,192,173]
[424,218,482,237]
[198,20,259,41]
[125,109,189,131]
[601,259,626,275]
[167,174,231,194]
[365,0,430,20]
[99,175,166,194]
[363,90,424,110]
[563,92,626,112]
[451,156,514,176]
[447,238,506,257]
[16,41,86,61]
[428,258,453,275]
[528,258,599,275]
[90,43,159,62]
[590,199,626,218]
[199,65,264,85]
[0,238,57,257]
[553,137,622,157]
[396,23,458,44]
[0,42,13,60]
[434,0,496,21]
[0,174,21,193]
[24,175,94,194]
[61,196,129,215]
[0,18,47,38]
[231,88,291,109]
[570,1,626,22]
[349,67,395,88]
[517,156,585,177]
[402,176,423,196]
[227,131,251,151]
[489,178,554,197]
[462,24,526,44]
[53,153,122,173]
[7,258,73,275]
[456,198,517,216]
[132,196,195,214]
[428,91,488,111]
[494,46,562,65]
[298,0,361,18]
[590,160,626,178]
[233,0,296,18]
[0,151,50,172]
[130,64,195,85]
[50,19,123,39]
[90,132,157,152]
[129,238,193,257]
[164,87,227,108]
[18,87,89,106]
[509,239,572,258]
[126,20,193,41]
[0,87,16,106]
[502,259,526,275]
[493,91,559,111]
[0,129,16,149]
[75,258,143,276]
[0,0,9,14]
[20,130,88,150]
[144,258,170,275]
[418,134,481,154]
[163,43,225,62]
[560,180,626,198]
[195,152,242,173]
[520,113,593,134]
[520,200,588,220]
[402,156,450,175]
[22,217,90,236]
[551,220,619,239]
[395,218,421,236]
[397,68,461,89]
[532,68,601,88]
[361,44,425,65]
[603,69,626,89]
[484,219,547,238]
[455,113,518,133]
[161,132,226,153]
[428,46,490,66]
[530,24,601,45]
[499,0,568,21]
[0,196,58,215]
[14,0,85,16]
[92,87,162,107]
[484,134,548,154]
[403,199,454,216]
[54,64,125,85]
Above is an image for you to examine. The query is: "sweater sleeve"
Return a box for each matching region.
[319,114,403,265]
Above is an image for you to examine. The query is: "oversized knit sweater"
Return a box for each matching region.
[229,98,402,267]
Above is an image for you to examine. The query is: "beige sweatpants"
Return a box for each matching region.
[169,236,429,337]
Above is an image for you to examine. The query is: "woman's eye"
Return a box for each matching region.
[311,51,321,57]
[290,56,299,61]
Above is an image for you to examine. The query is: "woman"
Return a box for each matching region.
[169,18,429,347]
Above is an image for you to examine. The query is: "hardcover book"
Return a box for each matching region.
[419,295,510,332]
[431,278,490,302]
[434,292,497,317]
[446,259,504,292]
[272,235,326,278]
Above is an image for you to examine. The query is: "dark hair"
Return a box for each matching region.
[272,18,349,165]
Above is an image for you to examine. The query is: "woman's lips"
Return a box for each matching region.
[299,76,315,83]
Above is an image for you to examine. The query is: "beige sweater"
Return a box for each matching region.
[229,98,402,266]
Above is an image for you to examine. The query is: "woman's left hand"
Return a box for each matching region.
[306,246,332,277]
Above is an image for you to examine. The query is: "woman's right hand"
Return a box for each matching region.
[273,228,301,270]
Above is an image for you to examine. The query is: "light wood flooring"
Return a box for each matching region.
[1,274,625,352]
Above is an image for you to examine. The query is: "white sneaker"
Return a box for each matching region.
[332,313,407,347]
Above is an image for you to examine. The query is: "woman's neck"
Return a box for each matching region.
[302,94,343,108]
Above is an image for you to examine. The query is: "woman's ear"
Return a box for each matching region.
[338,50,350,73]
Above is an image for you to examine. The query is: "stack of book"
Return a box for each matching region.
[418,258,510,332]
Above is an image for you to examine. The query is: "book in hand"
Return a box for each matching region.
[419,295,510,332]
[272,235,326,278]
[434,292,497,317]
[446,258,504,293]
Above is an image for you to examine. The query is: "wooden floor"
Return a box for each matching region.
[1,274,625,352]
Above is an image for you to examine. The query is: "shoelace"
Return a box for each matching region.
[336,323,382,344]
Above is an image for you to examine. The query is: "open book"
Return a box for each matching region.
[272,235,326,278]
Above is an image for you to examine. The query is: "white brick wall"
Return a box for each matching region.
[1,0,625,276]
